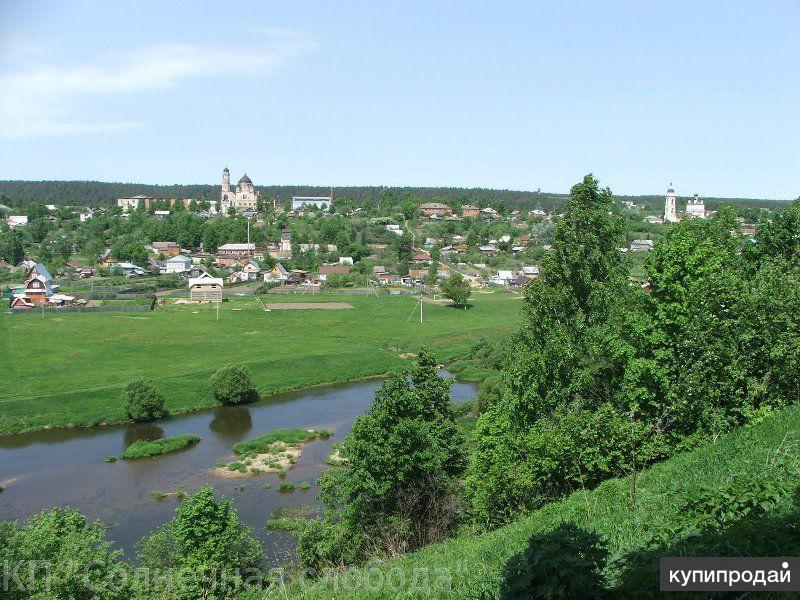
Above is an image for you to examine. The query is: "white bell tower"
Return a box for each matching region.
[664,183,678,223]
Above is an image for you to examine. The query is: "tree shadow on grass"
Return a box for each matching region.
[611,501,800,598]
[498,523,609,599]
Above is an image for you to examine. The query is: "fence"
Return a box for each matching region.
[9,297,156,314]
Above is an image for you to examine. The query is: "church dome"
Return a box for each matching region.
[223,166,229,173]
[238,174,252,185]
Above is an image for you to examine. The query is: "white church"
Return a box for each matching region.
[664,184,705,222]
[220,167,259,212]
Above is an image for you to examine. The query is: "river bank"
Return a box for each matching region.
[0,372,478,562]
[1,293,518,436]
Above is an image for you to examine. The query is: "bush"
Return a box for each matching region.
[120,434,200,459]
[122,378,166,422]
[210,364,258,406]
[300,482,311,490]
[499,524,608,599]
[279,482,296,492]
[317,428,334,438]
[233,428,318,455]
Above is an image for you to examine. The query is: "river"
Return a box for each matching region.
[0,372,477,563]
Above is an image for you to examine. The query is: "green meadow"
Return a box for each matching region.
[0,292,520,436]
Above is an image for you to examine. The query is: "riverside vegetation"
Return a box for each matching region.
[1,292,520,436]
[2,175,799,598]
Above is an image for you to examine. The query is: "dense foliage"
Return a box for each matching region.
[135,486,263,599]
[297,350,466,571]
[209,364,258,406]
[466,178,800,527]
[122,377,167,422]
[441,272,471,307]
[0,508,125,600]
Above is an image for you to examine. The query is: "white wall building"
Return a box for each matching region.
[291,197,332,212]
[685,193,706,219]
[220,168,259,212]
[164,254,192,274]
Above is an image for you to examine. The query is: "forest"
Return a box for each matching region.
[0,179,787,214]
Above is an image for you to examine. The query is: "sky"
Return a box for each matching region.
[0,0,797,199]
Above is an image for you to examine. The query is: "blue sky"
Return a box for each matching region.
[0,0,797,198]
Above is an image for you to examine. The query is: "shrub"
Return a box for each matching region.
[300,482,311,490]
[120,435,200,459]
[499,524,608,599]
[279,482,296,492]
[210,364,258,406]
[136,486,262,599]
[233,428,318,455]
[317,428,334,438]
[122,378,166,422]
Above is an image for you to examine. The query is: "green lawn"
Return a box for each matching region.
[0,292,520,435]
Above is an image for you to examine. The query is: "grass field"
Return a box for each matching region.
[0,292,520,436]
[273,406,800,599]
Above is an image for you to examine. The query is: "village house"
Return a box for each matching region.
[630,239,655,252]
[6,215,28,229]
[461,204,480,218]
[10,263,75,309]
[217,244,264,258]
[189,272,223,302]
[228,259,261,283]
[164,254,192,274]
[491,270,515,286]
[264,263,290,283]
[151,241,181,257]
[419,202,452,217]
[410,250,432,265]
[79,208,94,222]
[480,207,500,220]
[522,265,541,278]
[317,264,351,282]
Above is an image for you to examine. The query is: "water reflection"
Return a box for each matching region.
[123,423,164,447]
[208,406,253,439]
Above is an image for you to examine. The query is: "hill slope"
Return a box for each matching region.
[269,407,800,599]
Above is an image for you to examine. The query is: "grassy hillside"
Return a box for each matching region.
[271,407,800,599]
[0,179,788,212]
[0,292,519,436]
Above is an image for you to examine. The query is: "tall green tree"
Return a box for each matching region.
[135,486,262,599]
[297,350,465,570]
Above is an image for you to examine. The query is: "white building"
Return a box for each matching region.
[220,168,259,212]
[217,243,256,255]
[664,184,678,223]
[164,254,192,274]
[291,197,332,212]
[6,215,28,229]
[685,193,706,219]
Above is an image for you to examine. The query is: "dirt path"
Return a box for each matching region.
[263,302,354,310]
